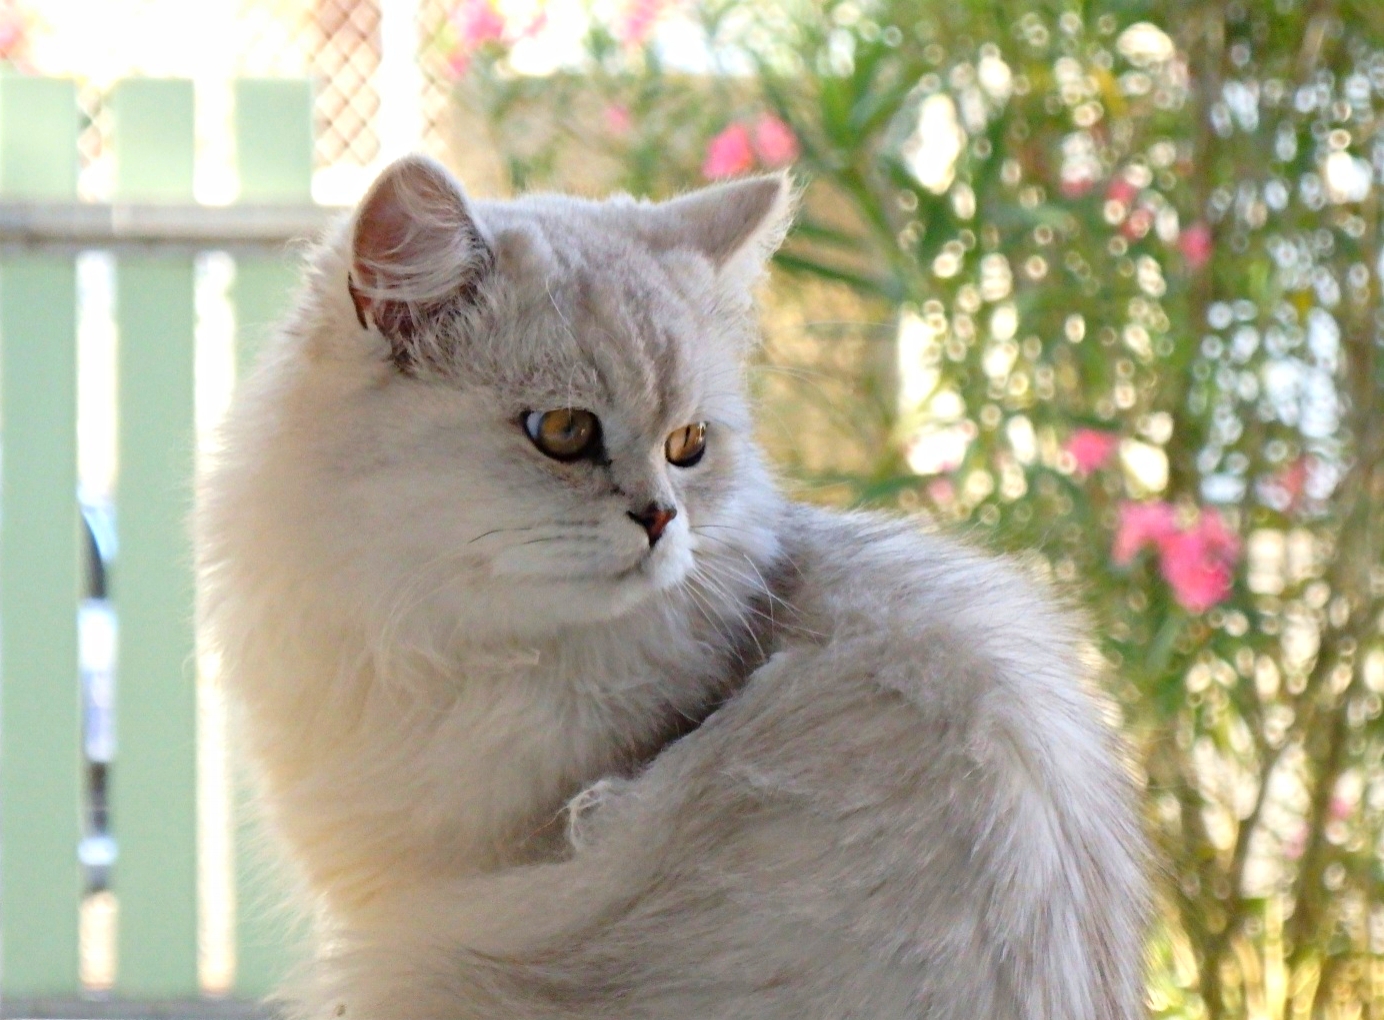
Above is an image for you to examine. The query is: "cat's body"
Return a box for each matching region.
[198,157,1147,1019]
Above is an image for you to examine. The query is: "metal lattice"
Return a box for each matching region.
[308,0,382,169]
[9,0,420,200]
[419,0,461,164]
[75,81,111,201]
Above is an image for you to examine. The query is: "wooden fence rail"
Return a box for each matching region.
[0,72,326,1010]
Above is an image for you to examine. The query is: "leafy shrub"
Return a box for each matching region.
[436,1,1384,1015]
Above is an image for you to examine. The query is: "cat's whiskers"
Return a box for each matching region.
[675,557,745,645]
[691,523,808,584]
[378,524,598,659]
[714,550,789,616]
[371,530,615,680]
[467,522,605,546]
[686,535,824,642]
[468,521,625,579]
[687,564,768,663]
[736,553,780,625]
[687,529,784,600]
[712,561,825,643]
[694,560,774,627]
[513,533,603,548]
[726,557,776,623]
[678,577,742,655]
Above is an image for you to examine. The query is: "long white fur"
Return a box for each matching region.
[197,155,1148,1019]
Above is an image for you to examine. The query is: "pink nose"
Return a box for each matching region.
[628,503,677,546]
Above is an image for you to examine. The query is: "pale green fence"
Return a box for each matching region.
[0,73,324,1012]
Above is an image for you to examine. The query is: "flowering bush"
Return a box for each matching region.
[0,0,35,70]
[1065,427,1121,476]
[1117,503,1242,614]
[446,1,1384,1016]
[700,115,799,178]
[700,121,753,178]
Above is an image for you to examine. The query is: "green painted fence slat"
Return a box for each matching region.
[234,79,313,204]
[110,77,199,997]
[230,77,313,999]
[230,260,298,377]
[0,75,82,997]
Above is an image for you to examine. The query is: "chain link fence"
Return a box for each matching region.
[3,0,481,204]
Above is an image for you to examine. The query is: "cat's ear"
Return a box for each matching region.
[348,155,491,370]
[644,173,797,281]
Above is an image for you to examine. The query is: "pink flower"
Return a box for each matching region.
[445,49,473,78]
[0,0,29,63]
[1157,510,1240,614]
[442,0,507,77]
[1114,504,1240,613]
[1180,222,1213,270]
[926,477,956,506]
[1193,509,1241,561]
[1065,428,1121,476]
[1121,207,1153,240]
[1159,531,1234,613]
[0,14,22,57]
[618,0,667,45]
[1265,455,1311,512]
[604,104,633,136]
[514,8,548,40]
[1112,501,1177,565]
[451,0,506,47]
[1284,824,1307,861]
[1280,457,1308,501]
[1106,176,1139,207]
[752,114,799,167]
[702,123,755,179]
[1060,174,1096,199]
[1328,793,1354,822]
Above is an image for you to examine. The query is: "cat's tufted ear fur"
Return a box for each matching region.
[643,174,797,282]
[349,155,492,371]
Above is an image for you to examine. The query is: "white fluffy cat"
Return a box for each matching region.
[197,155,1148,1019]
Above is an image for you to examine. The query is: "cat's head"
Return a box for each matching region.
[226,156,795,645]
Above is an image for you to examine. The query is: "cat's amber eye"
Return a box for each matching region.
[523,408,602,462]
[665,422,708,468]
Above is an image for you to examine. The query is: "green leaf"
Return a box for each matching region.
[772,250,896,298]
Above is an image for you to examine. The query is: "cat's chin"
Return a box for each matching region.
[640,539,696,593]
[579,545,695,621]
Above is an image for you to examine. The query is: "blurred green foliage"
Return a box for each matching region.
[443,0,1384,1015]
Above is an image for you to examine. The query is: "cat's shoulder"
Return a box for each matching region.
[766,500,1110,748]
[781,501,1084,637]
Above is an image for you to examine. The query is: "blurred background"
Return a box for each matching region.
[0,0,1381,1018]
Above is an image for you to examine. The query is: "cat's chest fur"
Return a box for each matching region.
[243,578,778,918]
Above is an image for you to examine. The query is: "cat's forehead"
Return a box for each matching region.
[479,200,718,428]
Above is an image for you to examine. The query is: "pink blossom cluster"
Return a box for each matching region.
[1105,176,1157,242]
[443,0,547,78]
[1114,502,1241,613]
[702,116,800,179]
[1065,428,1121,476]
[1179,222,1213,270]
[1059,169,1098,200]
[618,0,669,45]
[1260,455,1312,513]
[604,104,634,136]
[0,0,31,68]
[1061,167,1212,271]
